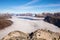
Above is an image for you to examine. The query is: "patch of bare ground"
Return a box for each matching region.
[0,20,13,30]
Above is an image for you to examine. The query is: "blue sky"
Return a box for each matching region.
[0,0,60,13]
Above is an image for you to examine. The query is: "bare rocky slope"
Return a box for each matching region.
[44,16,60,27]
[0,20,13,30]
[1,29,60,40]
[31,29,60,40]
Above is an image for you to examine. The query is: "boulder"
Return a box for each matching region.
[31,29,60,40]
[1,31,30,40]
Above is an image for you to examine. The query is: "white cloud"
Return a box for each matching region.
[12,4,60,10]
[23,0,39,6]
[0,3,60,13]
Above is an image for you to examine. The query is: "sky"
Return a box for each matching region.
[0,0,60,13]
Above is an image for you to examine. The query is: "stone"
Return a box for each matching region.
[1,31,30,40]
[31,29,60,40]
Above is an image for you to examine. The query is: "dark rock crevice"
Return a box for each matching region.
[44,16,60,28]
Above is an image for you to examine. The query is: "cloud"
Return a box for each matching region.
[0,3,60,13]
[12,4,60,10]
[11,0,40,10]
[24,0,39,6]
[40,4,60,7]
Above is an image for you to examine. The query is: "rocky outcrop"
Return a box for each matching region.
[31,29,60,40]
[1,31,30,40]
[44,16,60,27]
[0,20,13,30]
[1,29,60,40]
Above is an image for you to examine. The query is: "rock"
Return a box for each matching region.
[0,20,13,30]
[44,16,60,27]
[31,29,60,40]
[1,29,60,40]
[1,31,30,40]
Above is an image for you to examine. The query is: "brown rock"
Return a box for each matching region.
[0,20,13,30]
